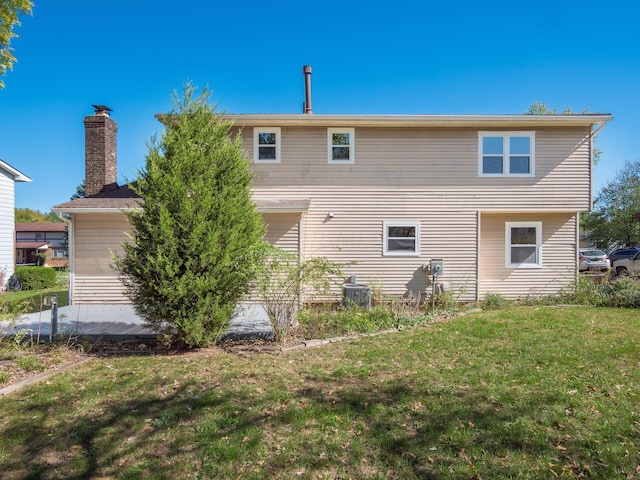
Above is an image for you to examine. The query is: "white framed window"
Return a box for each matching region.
[506,221,542,268]
[253,127,281,163]
[479,131,535,176]
[328,128,355,164]
[383,221,420,256]
[53,249,68,258]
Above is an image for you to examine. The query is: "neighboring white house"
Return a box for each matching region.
[0,159,31,287]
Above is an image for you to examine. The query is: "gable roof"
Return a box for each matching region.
[16,222,68,232]
[52,183,309,214]
[0,159,31,182]
[52,184,141,213]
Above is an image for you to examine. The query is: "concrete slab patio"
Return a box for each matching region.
[0,303,273,340]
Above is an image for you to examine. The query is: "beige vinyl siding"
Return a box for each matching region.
[263,213,300,254]
[243,126,592,211]
[255,187,479,302]
[72,213,131,304]
[479,212,577,299]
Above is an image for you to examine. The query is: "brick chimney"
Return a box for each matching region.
[84,105,117,196]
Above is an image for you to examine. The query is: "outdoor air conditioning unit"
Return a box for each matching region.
[342,283,371,309]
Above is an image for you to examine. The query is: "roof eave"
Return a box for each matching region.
[0,159,31,182]
[51,207,139,214]
[219,113,613,128]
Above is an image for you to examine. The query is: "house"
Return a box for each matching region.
[53,96,611,306]
[15,222,69,268]
[0,159,31,288]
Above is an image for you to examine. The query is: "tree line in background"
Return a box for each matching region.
[582,160,640,249]
[14,208,63,223]
[527,102,639,250]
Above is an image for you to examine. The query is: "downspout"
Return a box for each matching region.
[68,217,75,305]
[476,210,481,302]
[588,121,607,211]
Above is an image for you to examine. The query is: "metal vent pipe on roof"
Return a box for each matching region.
[303,65,312,114]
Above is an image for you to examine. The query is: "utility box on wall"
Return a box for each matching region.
[430,259,443,277]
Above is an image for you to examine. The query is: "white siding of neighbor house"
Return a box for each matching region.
[0,169,15,285]
[478,212,577,299]
[71,213,132,304]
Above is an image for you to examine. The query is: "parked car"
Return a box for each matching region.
[613,251,640,276]
[579,249,611,272]
[608,247,640,267]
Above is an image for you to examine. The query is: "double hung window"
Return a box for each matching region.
[254,127,281,163]
[328,128,355,164]
[506,222,542,268]
[383,221,420,256]
[479,132,534,176]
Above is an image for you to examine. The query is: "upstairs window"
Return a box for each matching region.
[383,221,420,256]
[328,128,355,164]
[479,132,534,176]
[506,221,542,268]
[254,127,281,163]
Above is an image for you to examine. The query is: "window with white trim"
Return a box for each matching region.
[383,221,420,256]
[479,132,534,176]
[506,221,542,268]
[53,249,68,258]
[328,128,355,164]
[254,127,281,163]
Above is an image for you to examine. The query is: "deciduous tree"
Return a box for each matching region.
[15,207,63,223]
[0,0,32,89]
[114,84,266,347]
[582,159,640,249]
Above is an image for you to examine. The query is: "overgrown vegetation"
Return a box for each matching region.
[482,274,640,310]
[254,247,347,341]
[114,84,266,348]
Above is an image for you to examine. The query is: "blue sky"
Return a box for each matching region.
[1,0,638,213]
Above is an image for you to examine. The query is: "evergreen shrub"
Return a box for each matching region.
[13,267,56,290]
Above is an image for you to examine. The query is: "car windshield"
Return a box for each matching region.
[582,250,605,256]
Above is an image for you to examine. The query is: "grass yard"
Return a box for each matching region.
[0,306,639,479]
[0,287,69,314]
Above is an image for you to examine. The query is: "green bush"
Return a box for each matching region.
[13,266,57,290]
[482,292,508,310]
[35,253,46,266]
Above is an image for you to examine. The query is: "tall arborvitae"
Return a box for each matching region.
[115,84,266,347]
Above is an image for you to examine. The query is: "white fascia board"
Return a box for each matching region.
[0,159,31,182]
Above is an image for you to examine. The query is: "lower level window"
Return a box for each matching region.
[506,222,541,267]
[53,249,68,258]
[383,221,420,256]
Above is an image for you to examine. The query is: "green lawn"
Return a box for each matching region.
[0,306,639,479]
[0,286,69,314]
